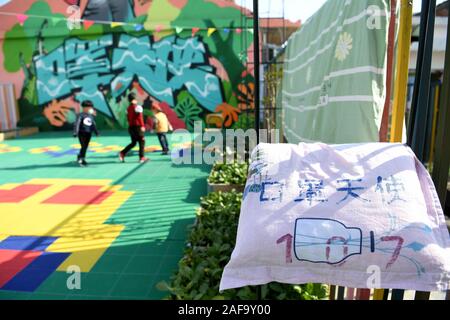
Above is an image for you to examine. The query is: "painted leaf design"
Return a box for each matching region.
[215,103,240,128]
[237,82,255,111]
[174,92,203,131]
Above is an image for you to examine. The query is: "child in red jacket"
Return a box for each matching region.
[119,93,149,163]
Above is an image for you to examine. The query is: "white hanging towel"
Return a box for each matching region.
[220,143,450,292]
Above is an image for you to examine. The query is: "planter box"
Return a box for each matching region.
[207,182,245,194]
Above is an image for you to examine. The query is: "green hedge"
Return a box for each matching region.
[158,191,328,300]
[208,162,249,185]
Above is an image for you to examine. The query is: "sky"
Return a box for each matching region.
[236,0,448,23]
[0,0,447,21]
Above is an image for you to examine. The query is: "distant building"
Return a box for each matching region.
[410,1,448,73]
[259,18,301,62]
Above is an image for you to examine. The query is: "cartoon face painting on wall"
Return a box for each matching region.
[1,0,256,131]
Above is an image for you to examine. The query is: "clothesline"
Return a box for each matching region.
[0,11,255,35]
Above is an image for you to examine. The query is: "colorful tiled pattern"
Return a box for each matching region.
[0,236,70,292]
[0,179,132,291]
[4,140,194,159]
[0,144,21,153]
[0,131,208,299]
[0,179,132,290]
[29,146,62,154]
[71,142,103,149]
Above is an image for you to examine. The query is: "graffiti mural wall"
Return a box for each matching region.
[0,0,255,131]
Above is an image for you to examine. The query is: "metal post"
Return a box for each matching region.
[390,0,414,143]
[253,0,261,143]
[432,3,450,208]
[391,289,405,300]
[329,285,337,300]
[379,0,397,142]
[355,288,371,300]
[405,0,437,301]
[415,291,431,300]
[337,286,345,300]
[407,0,436,162]
[373,289,385,300]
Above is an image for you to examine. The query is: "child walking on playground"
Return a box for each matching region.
[152,103,172,155]
[119,93,149,163]
[73,100,99,167]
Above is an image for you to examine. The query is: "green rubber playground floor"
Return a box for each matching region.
[0,131,209,300]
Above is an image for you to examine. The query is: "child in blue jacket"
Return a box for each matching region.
[73,100,99,167]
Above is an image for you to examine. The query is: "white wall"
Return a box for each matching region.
[409,17,448,72]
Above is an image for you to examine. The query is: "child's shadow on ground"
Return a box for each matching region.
[95,151,163,159]
[0,161,121,171]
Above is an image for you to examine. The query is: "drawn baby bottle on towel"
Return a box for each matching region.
[294,218,363,264]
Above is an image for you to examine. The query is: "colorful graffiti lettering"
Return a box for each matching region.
[111,35,223,111]
[2,0,255,131]
[35,35,114,117]
[34,34,223,118]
